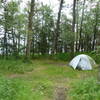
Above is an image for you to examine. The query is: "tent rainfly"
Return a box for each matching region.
[69,54,96,70]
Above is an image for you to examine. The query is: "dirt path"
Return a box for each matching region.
[7,66,46,79]
[54,86,67,100]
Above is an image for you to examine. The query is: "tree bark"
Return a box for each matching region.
[53,0,64,54]
[72,0,76,33]
[12,28,17,57]
[4,27,8,58]
[78,0,86,51]
[26,0,35,59]
[18,33,20,55]
[76,0,79,52]
[71,0,76,57]
[3,0,8,59]
[92,3,99,51]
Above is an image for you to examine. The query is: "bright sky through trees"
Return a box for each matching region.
[7,0,73,17]
[20,0,73,17]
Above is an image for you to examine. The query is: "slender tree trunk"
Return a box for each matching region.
[3,0,8,59]
[12,28,17,57]
[40,5,48,55]
[4,28,8,58]
[78,0,86,51]
[72,0,76,33]
[64,44,67,53]
[18,33,20,55]
[26,0,35,59]
[92,3,99,51]
[71,0,76,57]
[24,35,26,55]
[76,0,79,52]
[53,0,64,54]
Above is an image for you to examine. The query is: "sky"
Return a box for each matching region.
[20,0,73,17]
[21,0,73,7]
[7,0,73,17]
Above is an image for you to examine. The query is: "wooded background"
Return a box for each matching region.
[0,0,100,59]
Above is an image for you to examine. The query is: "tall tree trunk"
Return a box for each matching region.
[40,5,48,55]
[4,27,8,58]
[53,0,64,54]
[12,28,17,57]
[71,0,76,57]
[18,33,20,55]
[3,0,8,59]
[78,0,86,51]
[26,0,35,59]
[24,35,26,55]
[76,0,79,52]
[72,0,76,33]
[92,3,99,51]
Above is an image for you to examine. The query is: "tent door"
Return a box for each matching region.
[76,58,82,70]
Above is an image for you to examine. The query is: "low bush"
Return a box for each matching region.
[0,60,34,73]
[51,53,72,61]
[49,52,100,63]
[0,76,34,100]
[69,78,100,100]
[0,76,18,100]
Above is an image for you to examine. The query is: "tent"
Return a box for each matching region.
[69,54,96,70]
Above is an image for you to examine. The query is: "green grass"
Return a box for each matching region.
[69,77,100,100]
[0,59,34,74]
[0,76,36,100]
[0,58,99,100]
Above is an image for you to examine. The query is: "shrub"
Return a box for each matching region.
[0,76,34,100]
[51,52,100,64]
[69,78,100,100]
[0,60,34,73]
[0,76,20,100]
[52,53,72,61]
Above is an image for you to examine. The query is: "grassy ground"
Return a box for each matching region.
[0,59,99,100]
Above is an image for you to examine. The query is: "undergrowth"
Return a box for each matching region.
[0,59,34,73]
[69,77,100,100]
[0,76,33,100]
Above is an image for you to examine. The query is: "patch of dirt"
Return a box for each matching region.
[7,70,34,79]
[46,62,67,67]
[7,74,25,78]
[7,66,46,79]
[54,86,67,100]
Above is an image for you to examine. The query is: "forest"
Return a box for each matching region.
[0,0,100,100]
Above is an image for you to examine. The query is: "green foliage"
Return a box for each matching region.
[0,59,34,73]
[0,76,35,100]
[0,76,18,100]
[0,0,100,57]
[96,46,100,53]
[31,80,53,100]
[33,52,100,63]
[87,53,100,64]
[0,59,98,100]
[74,52,100,64]
[32,53,73,61]
[69,78,100,100]
[52,53,73,61]
[44,52,100,64]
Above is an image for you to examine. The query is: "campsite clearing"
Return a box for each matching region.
[0,59,98,100]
